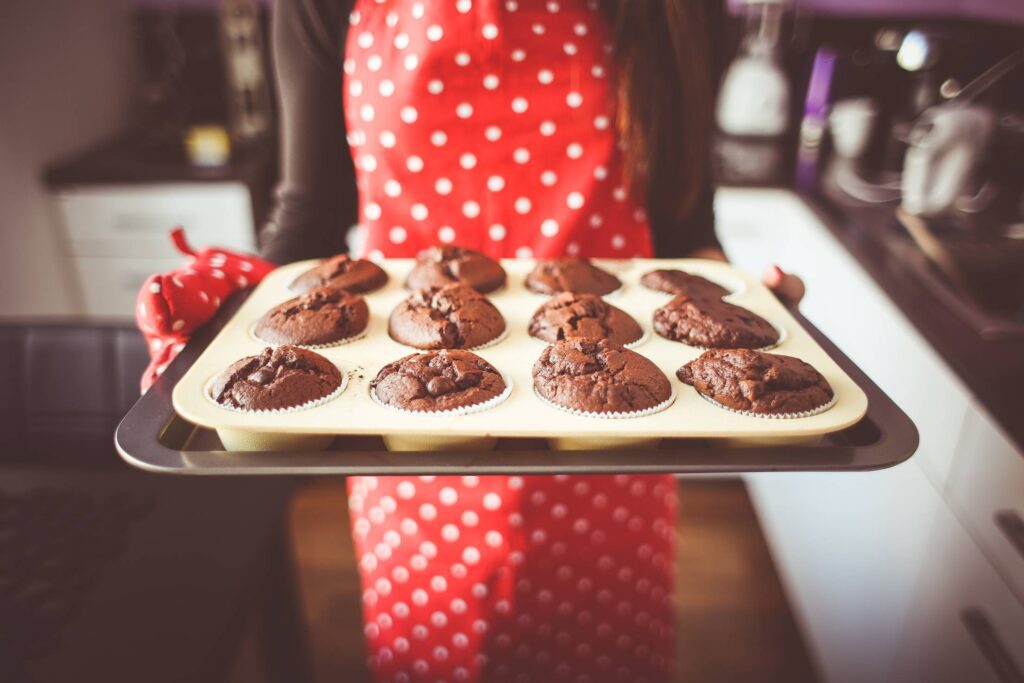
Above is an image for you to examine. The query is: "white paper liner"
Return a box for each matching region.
[695,391,838,420]
[528,326,649,349]
[532,384,677,420]
[204,365,348,416]
[660,320,787,353]
[640,268,746,299]
[249,321,369,349]
[369,372,513,418]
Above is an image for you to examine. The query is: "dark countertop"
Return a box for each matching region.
[802,194,1024,454]
[43,134,277,188]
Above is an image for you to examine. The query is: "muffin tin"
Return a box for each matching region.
[167,258,868,452]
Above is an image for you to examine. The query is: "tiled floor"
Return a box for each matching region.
[288,477,817,683]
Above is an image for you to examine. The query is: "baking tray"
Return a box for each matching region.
[116,260,918,475]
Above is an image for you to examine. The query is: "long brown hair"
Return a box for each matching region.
[601,0,713,222]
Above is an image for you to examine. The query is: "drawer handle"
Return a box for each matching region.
[961,608,1024,683]
[995,511,1024,562]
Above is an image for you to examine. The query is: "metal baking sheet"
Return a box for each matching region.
[168,259,868,444]
[116,281,917,475]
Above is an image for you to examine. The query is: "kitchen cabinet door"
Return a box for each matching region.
[948,401,1024,606]
[891,499,1024,683]
[56,182,255,259]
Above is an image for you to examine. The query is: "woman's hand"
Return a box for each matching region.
[763,265,806,305]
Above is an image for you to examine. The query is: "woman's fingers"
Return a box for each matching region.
[762,265,806,305]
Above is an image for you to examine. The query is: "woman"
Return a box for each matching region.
[259,1,802,681]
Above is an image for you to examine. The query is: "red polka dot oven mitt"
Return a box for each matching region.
[136,227,275,392]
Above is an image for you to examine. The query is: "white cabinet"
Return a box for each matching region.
[53,182,257,319]
[715,189,1024,683]
[892,497,1024,683]
[948,402,1024,605]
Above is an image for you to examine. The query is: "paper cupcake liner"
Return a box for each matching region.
[392,325,510,353]
[695,391,838,419]
[532,384,677,420]
[249,321,369,349]
[665,321,788,353]
[369,373,514,418]
[528,326,649,350]
[624,327,650,349]
[204,367,348,416]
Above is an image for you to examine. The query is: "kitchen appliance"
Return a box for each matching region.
[717,0,792,137]
[134,0,273,147]
[715,0,795,184]
[219,0,272,143]
[901,47,1024,221]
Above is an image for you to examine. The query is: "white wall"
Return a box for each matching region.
[0,0,136,317]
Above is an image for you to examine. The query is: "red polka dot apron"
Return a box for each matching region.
[344,0,653,260]
[343,2,675,682]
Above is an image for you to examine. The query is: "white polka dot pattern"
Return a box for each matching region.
[350,473,677,683]
[342,0,652,261]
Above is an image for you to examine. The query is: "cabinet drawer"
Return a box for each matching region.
[949,402,1024,605]
[72,256,185,321]
[55,183,255,258]
[893,503,1024,683]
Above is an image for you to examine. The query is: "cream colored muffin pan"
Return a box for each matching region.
[172,258,868,451]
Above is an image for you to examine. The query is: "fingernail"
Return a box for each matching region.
[763,265,782,286]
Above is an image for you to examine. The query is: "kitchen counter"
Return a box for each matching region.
[799,195,1024,455]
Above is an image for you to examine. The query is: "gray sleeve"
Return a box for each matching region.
[261,0,358,265]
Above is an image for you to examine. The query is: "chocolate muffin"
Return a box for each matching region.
[532,338,671,415]
[653,295,779,348]
[211,346,342,411]
[289,253,388,294]
[405,246,506,294]
[528,292,643,346]
[389,283,506,350]
[640,269,730,299]
[371,349,507,413]
[255,286,369,346]
[525,258,622,296]
[677,349,834,415]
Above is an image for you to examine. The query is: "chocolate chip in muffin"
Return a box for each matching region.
[525,258,622,296]
[255,285,369,346]
[640,269,730,299]
[677,348,834,415]
[532,338,671,414]
[211,345,342,411]
[389,283,506,350]
[653,295,779,349]
[528,292,642,346]
[371,349,507,413]
[405,246,507,294]
[289,253,388,294]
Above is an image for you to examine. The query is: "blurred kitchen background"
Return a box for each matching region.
[1,0,1023,681]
